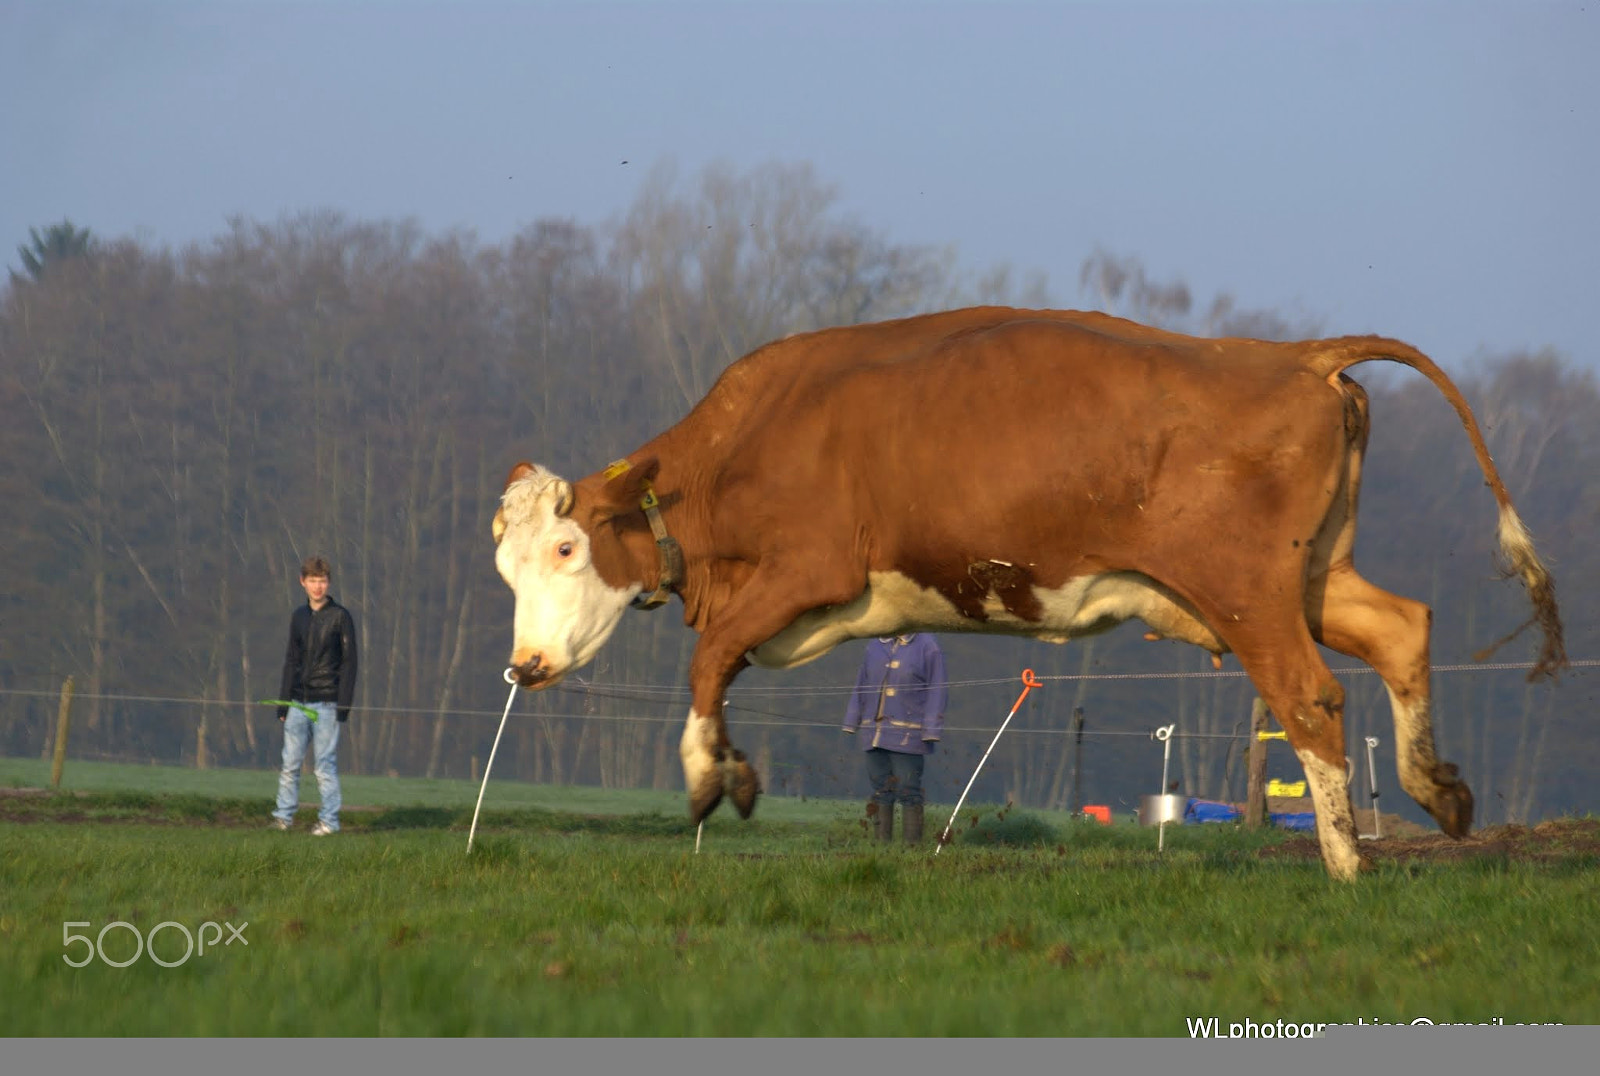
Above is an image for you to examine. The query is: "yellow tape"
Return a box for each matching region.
[1257,730,1288,741]
[1267,779,1306,798]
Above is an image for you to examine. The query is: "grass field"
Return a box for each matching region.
[3,757,1597,1035]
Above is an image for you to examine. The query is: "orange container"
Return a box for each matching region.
[1082,804,1111,825]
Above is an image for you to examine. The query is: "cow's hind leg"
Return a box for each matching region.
[1213,615,1366,880]
[1309,566,1472,837]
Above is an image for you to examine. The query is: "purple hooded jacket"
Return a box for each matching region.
[842,634,947,755]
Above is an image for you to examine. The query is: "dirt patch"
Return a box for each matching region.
[1258,796,1427,837]
[1350,808,1432,839]
[1224,796,1432,839]
[1256,817,1600,865]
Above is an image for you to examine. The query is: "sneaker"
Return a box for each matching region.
[269,817,292,831]
[309,821,336,836]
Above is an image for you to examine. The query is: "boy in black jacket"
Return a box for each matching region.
[271,555,357,834]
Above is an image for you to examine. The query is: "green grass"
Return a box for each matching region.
[3,772,1597,1034]
[1,756,709,815]
[0,754,1123,829]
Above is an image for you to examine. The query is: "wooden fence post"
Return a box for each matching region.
[51,676,75,791]
[1245,697,1269,829]
[1068,707,1086,815]
[197,694,210,771]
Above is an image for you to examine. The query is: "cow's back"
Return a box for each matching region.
[687,306,1313,451]
[696,313,1351,590]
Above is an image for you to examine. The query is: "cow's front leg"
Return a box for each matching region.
[679,688,760,824]
[680,562,863,824]
[680,627,763,823]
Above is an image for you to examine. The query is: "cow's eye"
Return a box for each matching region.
[557,542,574,558]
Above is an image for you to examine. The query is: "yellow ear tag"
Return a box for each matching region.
[603,459,632,480]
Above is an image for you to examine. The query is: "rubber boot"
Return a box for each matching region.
[874,800,895,842]
[902,803,924,845]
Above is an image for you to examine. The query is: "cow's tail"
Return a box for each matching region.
[1308,336,1566,681]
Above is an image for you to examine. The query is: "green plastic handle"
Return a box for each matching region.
[258,699,319,722]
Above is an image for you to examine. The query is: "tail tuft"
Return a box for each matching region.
[1494,507,1567,680]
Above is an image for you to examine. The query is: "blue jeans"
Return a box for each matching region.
[274,702,341,829]
[865,748,925,808]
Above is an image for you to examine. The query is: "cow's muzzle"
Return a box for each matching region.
[508,654,552,689]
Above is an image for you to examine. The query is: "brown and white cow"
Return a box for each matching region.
[491,306,1565,880]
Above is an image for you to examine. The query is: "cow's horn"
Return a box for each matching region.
[554,480,574,517]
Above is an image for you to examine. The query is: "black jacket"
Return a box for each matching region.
[279,597,358,721]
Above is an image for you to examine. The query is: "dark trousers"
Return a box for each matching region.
[865,748,925,808]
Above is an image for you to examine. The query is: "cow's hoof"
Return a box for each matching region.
[1427,763,1474,838]
[688,773,724,825]
[722,750,761,819]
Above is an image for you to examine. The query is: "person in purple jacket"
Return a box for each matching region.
[843,633,947,844]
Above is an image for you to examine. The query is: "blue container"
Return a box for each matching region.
[1184,798,1241,824]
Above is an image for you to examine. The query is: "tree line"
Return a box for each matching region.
[2,161,1594,824]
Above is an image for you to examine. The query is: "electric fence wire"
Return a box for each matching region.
[1,658,1592,741]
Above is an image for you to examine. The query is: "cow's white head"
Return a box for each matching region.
[492,460,654,688]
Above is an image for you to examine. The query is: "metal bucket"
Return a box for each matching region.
[1137,793,1187,827]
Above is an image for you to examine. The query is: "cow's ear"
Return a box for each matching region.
[494,462,537,544]
[495,461,540,543]
[596,455,661,518]
[503,461,537,490]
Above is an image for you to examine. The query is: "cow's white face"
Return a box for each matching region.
[492,464,641,688]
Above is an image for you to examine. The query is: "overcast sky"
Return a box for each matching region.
[5,1,1596,370]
